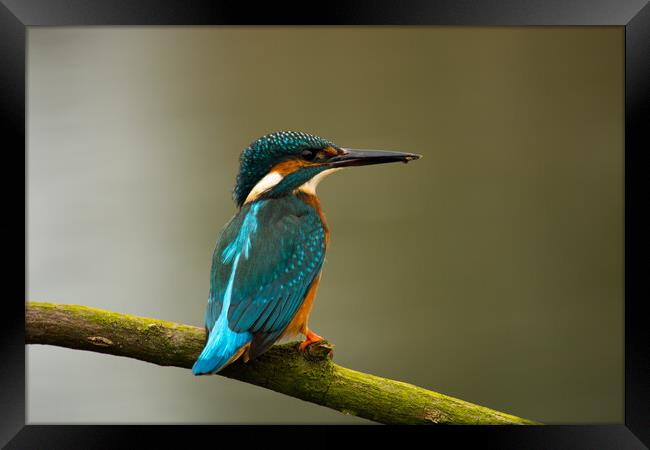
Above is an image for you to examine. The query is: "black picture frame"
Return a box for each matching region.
[3,1,648,448]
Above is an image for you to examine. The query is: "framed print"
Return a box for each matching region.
[2,0,648,448]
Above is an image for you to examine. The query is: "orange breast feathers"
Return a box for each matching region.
[283,273,323,338]
[297,191,330,246]
[282,191,330,338]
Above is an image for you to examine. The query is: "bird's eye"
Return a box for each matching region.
[301,150,317,161]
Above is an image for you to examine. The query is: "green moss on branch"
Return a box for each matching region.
[25,301,540,425]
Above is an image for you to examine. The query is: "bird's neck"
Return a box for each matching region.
[243,168,340,205]
[241,168,334,246]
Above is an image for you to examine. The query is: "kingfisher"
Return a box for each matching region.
[192,131,420,375]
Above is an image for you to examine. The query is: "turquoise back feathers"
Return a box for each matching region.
[192,196,326,374]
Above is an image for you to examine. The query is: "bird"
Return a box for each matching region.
[192,131,421,375]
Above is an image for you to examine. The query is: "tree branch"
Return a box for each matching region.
[26,301,540,425]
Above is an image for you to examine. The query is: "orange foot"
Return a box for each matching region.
[299,329,324,351]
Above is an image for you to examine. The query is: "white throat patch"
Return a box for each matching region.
[298,168,341,195]
[244,167,341,203]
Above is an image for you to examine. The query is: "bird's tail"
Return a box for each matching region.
[192,324,251,375]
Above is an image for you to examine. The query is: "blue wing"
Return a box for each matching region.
[192,196,326,374]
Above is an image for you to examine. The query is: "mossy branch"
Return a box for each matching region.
[26,301,540,425]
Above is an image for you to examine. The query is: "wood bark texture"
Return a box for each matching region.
[26,301,540,425]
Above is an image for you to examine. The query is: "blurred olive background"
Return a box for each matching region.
[27,27,623,424]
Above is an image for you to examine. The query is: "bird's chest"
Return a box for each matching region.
[281,193,329,337]
[296,192,330,248]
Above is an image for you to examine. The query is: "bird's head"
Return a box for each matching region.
[233,131,421,206]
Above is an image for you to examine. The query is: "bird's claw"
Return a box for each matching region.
[298,329,325,352]
[299,339,321,351]
[298,336,334,360]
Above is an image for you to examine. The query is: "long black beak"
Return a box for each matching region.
[327,148,422,168]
